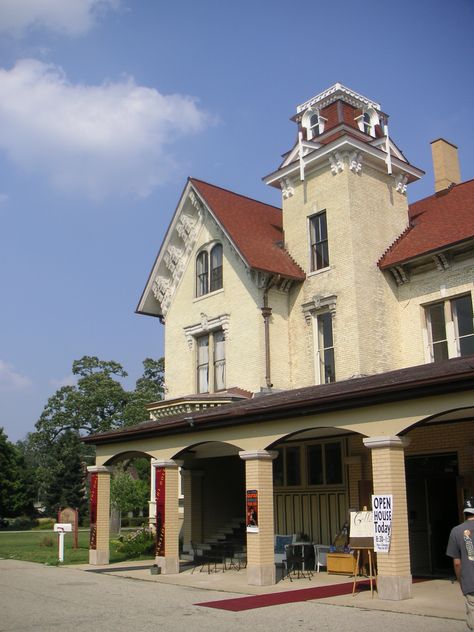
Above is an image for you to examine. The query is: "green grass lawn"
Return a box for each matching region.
[0,530,150,565]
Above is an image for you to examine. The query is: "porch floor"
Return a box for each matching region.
[71,558,465,622]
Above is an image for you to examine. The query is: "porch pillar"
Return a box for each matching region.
[87,465,112,565]
[363,436,411,600]
[148,458,157,530]
[153,459,183,574]
[239,449,277,586]
[181,469,203,554]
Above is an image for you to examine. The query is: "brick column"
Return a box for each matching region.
[239,450,277,586]
[87,465,112,565]
[181,469,203,554]
[363,436,411,600]
[153,459,182,574]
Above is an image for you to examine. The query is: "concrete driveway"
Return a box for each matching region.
[0,559,466,632]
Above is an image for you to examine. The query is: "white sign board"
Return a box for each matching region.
[372,494,393,553]
[54,523,72,532]
[349,511,374,539]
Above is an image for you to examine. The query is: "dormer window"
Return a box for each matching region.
[357,108,379,138]
[196,242,223,297]
[302,109,325,140]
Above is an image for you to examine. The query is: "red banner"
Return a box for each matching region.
[155,467,166,556]
[89,473,98,550]
[246,489,259,533]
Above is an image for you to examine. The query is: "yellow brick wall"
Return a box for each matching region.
[371,446,411,576]
[164,218,293,397]
[245,457,275,566]
[164,467,180,558]
[96,471,111,552]
[395,268,474,368]
[284,159,409,387]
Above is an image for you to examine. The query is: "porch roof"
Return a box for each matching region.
[83,355,474,445]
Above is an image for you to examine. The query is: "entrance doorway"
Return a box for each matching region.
[406,453,459,576]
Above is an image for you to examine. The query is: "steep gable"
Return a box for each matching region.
[137,178,304,319]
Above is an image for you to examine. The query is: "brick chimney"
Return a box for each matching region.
[430,138,461,192]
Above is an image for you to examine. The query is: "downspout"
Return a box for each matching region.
[261,276,279,389]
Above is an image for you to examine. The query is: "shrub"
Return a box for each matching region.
[113,526,155,558]
[7,516,38,530]
[35,518,56,530]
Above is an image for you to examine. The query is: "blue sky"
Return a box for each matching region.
[1,0,473,442]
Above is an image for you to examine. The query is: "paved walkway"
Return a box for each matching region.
[0,559,467,632]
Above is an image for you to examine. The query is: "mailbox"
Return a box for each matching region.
[54,523,73,532]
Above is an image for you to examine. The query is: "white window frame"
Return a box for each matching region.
[308,211,330,272]
[195,241,223,298]
[424,294,474,362]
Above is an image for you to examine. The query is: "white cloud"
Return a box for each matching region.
[0,59,210,199]
[0,360,32,391]
[0,0,120,37]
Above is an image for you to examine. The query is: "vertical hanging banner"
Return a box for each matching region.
[246,489,259,533]
[89,473,98,550]
[155,467,166,556]
[372,494,393,553]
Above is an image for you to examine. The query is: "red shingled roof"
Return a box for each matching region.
[190,178,305,280]
[379,179,474,268]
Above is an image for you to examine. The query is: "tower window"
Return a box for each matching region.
[302,109,325,140]
[309,211,329,271]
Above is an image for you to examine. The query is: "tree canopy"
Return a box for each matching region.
[35,355,164,442]
[3,355,164,520]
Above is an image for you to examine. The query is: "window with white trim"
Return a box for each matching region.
[425,294,474,362]
[315,312,335,384]
[302,109,326,140]
[309,211,329,271]
[196,242,223,297]
[196,329,226,393]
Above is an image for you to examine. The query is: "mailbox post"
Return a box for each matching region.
[54,523,72,562]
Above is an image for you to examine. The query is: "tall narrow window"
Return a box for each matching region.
[317,312,335,384]
[210,244,223,292]
[196,335,209,392]
[426,295,474,362]
[213,329,226,390]
[363,112,372,135]
[196,242,223,297]
[196,330,226,393]
[196,251,208,297]
[310,211,329,271]
[309,112,320,138]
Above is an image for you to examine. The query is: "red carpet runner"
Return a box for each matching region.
[195,580,370,611]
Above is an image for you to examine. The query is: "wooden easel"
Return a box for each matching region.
[352,546,377,597]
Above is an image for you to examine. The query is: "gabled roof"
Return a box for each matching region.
[190,179,305,280]
[379,179,474,268]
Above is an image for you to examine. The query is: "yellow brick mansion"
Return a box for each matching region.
[85,83,474,601]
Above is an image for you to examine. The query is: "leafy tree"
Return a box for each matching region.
[123,357,165,426]
[110,468,149,530]
[42,431,89,517]
[35,355,164,442]
[0,428,35,518]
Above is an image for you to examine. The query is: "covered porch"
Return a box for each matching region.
[83,356,474,601]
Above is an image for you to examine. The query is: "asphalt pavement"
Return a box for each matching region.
[0,559,467,632]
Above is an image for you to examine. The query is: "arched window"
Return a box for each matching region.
[196,251,208,297]
[210,243,223,292]
[363,112,372,135]
[302,109,324,140]
[309,112,320,137]
[196,242,223,297]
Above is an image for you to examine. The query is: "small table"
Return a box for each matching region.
[327,552,356,575]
